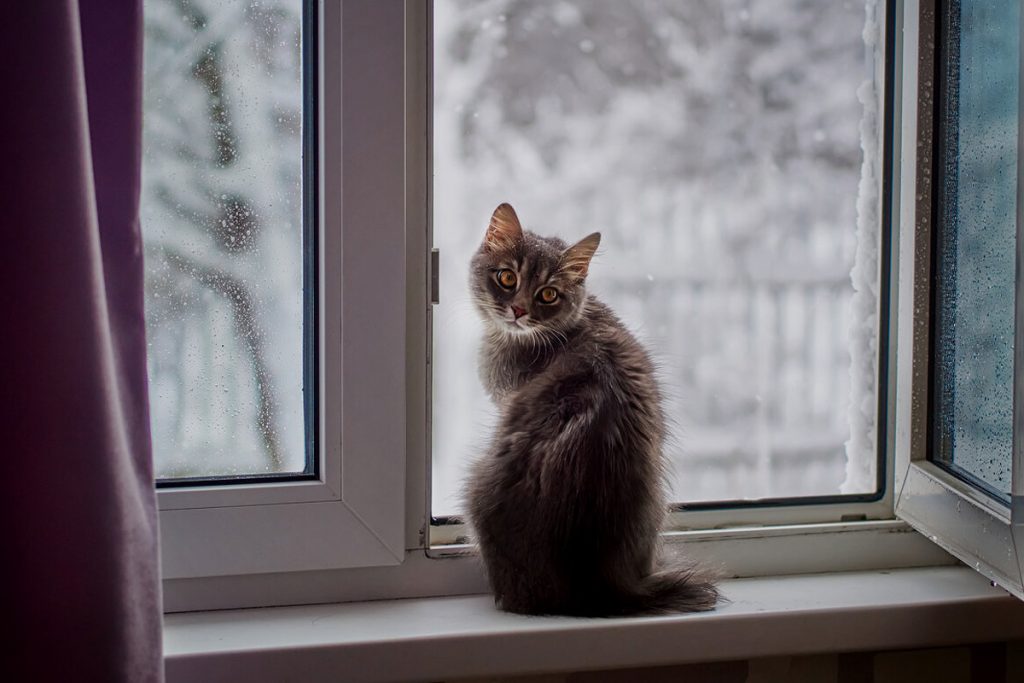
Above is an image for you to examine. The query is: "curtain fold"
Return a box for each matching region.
[2,1,163,681]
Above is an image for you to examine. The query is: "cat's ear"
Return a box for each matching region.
[485,203,524,251]
[561,232,601,280]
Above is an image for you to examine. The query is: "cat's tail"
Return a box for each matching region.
[621,565,721,615]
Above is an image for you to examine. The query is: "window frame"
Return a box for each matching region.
[161,0,964,614]
[157,0,408,580]
[892,0,1024,600]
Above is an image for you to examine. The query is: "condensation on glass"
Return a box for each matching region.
[141,0,306,480]
[431,0,885,514]
[932,0,1019,501]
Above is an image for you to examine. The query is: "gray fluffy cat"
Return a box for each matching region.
[466,203,718,616]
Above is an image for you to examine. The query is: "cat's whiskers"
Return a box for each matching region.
[535,328,554,360]
[542,325,569,349]
[530,325,568,359]
[526,326,544,366]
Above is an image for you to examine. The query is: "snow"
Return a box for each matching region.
[842,0,882,494]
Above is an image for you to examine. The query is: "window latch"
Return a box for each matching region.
[431,248,440,305]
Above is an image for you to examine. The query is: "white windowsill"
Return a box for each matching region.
[164,566,1024,682]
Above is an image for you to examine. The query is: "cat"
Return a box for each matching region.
[466,202,719,616]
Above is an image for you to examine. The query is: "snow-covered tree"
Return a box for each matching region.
[142,0,305,478]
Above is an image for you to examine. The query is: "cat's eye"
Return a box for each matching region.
[496,269,517,289]
[537,287,559,304]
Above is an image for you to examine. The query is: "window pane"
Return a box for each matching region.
[141,0,309,480]
[432,0,883,514]
[932,0,1019,502]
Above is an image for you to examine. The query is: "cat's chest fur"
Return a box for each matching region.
[478,333,565,403]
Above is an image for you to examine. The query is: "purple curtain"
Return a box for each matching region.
[2,2,163,681]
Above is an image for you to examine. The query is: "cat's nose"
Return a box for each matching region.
[511,304,527,319]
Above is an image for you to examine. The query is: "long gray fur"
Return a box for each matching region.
[466,203,719,616]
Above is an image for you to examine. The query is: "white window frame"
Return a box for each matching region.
[892,0,1024,600]
[160,0,970,615]
[158,0,409,580]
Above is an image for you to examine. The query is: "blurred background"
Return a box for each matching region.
[141,0,306,479]
[431,0,881,514]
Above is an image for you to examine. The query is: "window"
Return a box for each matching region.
[894,0,1024,601]
[931,0,1016,503]
[430,0,892,532]
[142,0,313,483]
[154,0,1022,614]
[147,1,409,587]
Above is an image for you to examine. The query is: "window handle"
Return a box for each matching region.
[431,248,440,305]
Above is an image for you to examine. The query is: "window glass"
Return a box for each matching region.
[932,0,1019,501]
[432,0,884,515]
[141,0,310,481]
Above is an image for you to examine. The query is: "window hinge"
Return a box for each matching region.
[431,248,440,304]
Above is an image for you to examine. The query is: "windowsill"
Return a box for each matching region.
[164,566,1024,682]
